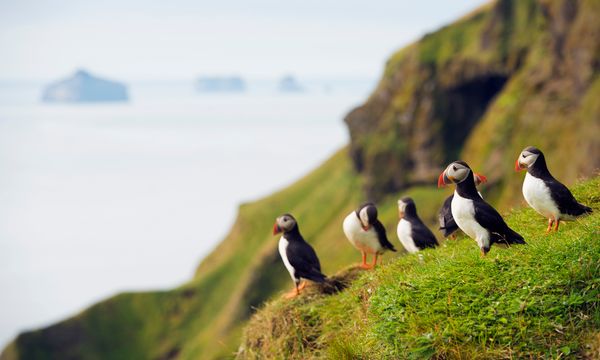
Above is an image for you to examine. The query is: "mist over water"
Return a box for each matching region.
[0,79,373,347]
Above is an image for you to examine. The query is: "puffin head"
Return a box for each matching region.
[438,161,472,187]
[515,146,541,171]
[358,203,378,231]
[273,213,297,235]
[397,197,414,219]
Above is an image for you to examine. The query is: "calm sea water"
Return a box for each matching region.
[0,79,374,348]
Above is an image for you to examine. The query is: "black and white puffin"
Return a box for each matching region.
[438,161,526,256]
[273,213,327,298]
[396,197,438,253]
[342,203,396,269]
[515,146,592,232]
[438,172,487,238]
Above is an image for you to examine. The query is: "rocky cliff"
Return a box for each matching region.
[345,0,599,201]
[42,69,129,103]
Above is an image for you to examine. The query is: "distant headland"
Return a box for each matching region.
[196,76,245,93]
[42,69,129,103]
[278,75,304,92]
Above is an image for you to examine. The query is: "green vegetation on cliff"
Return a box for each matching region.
[1,150,364,360]
[240,177,600,359]
[345,0,600,201]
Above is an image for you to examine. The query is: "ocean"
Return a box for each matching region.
[0,78,374,348]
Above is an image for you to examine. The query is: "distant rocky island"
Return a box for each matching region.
[196,76,245,92]
[42,70,129,103]
[278,75,304,92]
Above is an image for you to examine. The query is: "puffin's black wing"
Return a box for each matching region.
[545,178,593,217]
[373,220,397,252]
[438,195,458,237]
[411,220,438,250]
[286,241,327,283]
[473,199,525,245]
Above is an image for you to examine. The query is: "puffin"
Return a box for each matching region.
[438,172,487,238]
[396,197,438,253]
[515,146,592,232]
[342,203,396,269]
[273,213,327,298]
[438,161,526,256]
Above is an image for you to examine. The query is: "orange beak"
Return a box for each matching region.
[438,171,446,188]
[515,158,524,171]
[474,173,487,184]
[273,223,282,235]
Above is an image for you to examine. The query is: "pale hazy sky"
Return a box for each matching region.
[0,0,487,81]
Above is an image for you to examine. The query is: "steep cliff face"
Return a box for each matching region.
[346,0,599,201]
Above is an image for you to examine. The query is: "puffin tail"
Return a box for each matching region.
[439,225,457,238]
[384,241,397,252]
[305,271,327,284]
[579,203,593,215]
[320,278,346,294]
[504,227,526,245]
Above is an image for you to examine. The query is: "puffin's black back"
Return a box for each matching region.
[471,198,525,248]
[527,151,592,217]
[455,167,525,249]
[356,203,396,252]
[283,226,326,283]
[372,220,397,252]
[438,194,458,237]
[402,198,438,249]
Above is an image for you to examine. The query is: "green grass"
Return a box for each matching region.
[1,149,365,360]
[240,176,600,359]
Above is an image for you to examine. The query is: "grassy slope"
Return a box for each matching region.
[0,150,368,360]
[240,176,600,359]
[1,148,452,360]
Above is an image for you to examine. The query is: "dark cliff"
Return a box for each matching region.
[345,0,599,201]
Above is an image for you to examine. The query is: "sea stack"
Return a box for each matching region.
[42,69,129,103]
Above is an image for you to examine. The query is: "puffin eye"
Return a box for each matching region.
[522,154,526,158]
[452,165,457,171]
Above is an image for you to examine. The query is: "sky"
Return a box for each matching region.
[0,0,488,82]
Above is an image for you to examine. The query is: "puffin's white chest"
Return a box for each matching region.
[397,219,419,254]
[451,191,490,249]
[278,236,297,281]
[522,173,559,219]
[342,213,382,254]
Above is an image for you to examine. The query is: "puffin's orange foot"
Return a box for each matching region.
[283,288,299,299]
[371,254,379,268]
[284,292,298,299]
[359,263,373,270]
[546,219,554,234]
[298,281,307,291]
